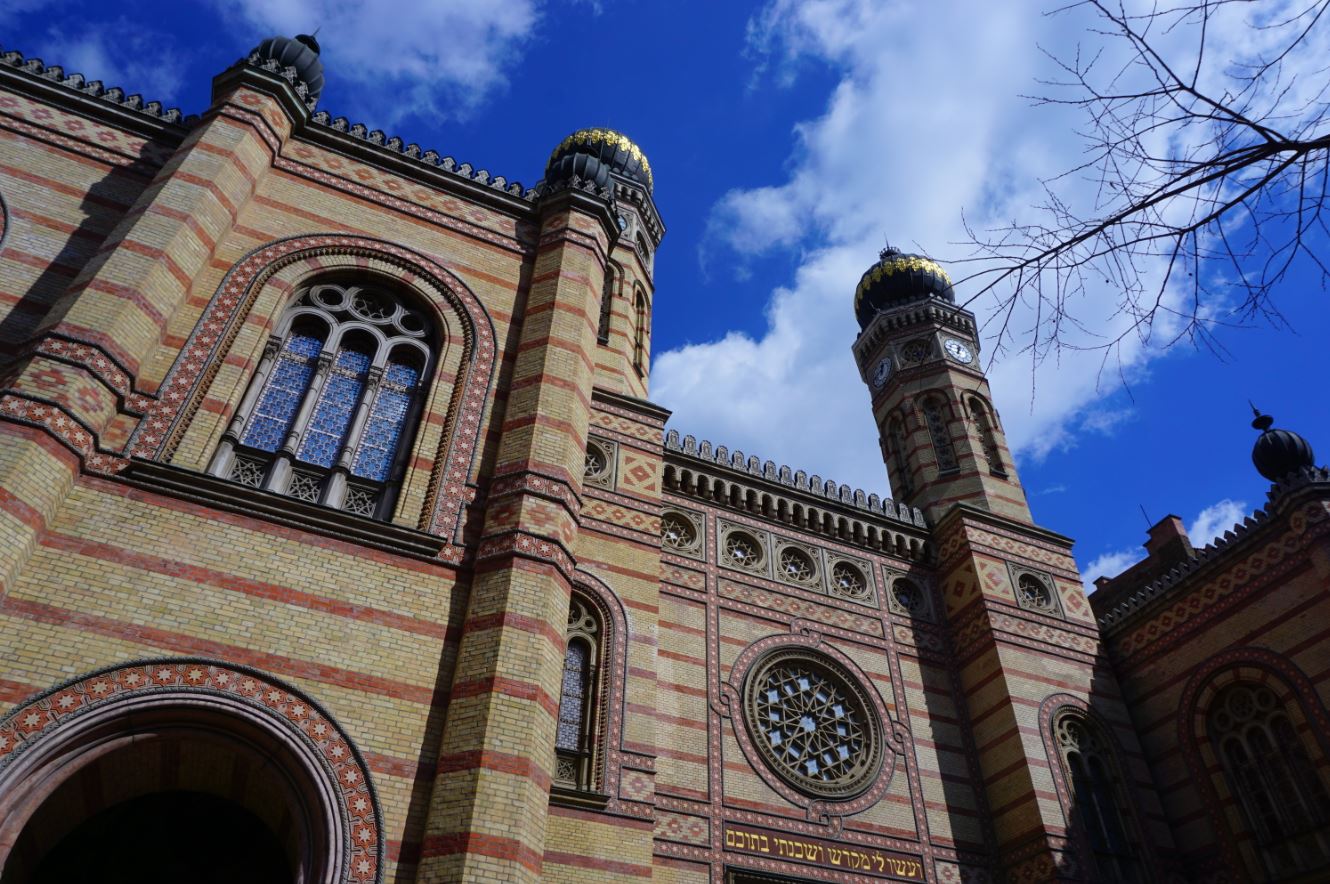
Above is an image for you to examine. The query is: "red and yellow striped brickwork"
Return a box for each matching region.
[0,33,1326,884]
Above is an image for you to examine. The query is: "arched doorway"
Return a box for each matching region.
[0,660,381,884]
[10,791,290,883]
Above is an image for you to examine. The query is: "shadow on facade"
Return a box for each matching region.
[0,141,163,365]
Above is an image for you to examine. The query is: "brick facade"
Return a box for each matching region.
[0,36,1326,884]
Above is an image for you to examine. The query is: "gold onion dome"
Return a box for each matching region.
[251,34,324,103]
[854,246,954,329]
[545,127,653,193]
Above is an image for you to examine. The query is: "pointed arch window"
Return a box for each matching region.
[210,280,433,520]
[632,287,647,376]
[968,396,1006,477]
[597,265,616,345]
[921,396,957,473]
[555,595,604,796]
[886,416,914,499]
[1053,711,1143,881]
[1209,683,1330,878]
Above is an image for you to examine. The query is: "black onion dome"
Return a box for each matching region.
[252,34,324,103]
[1251,412,1316,481]
[546,128,653,193]
[854,246,955,329]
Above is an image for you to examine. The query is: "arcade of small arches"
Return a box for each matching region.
[661,465,928,562]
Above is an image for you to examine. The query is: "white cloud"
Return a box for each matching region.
[212,0,541,122]
[1081,548,1144,594]
[1078,497,1250,592]
[1187,498,1249,548]
[0,0,54,30]
[653,0,1323,497]
[39,23,186,103]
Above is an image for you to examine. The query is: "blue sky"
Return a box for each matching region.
[4,0,1327,589]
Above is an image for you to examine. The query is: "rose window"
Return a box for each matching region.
[584,446,608,479]
[831,562,869,600]
[778,547,817,585]
[901,339,930,363]
[1017,574,1055,611]
[724,532,763,570]
[892,578,922,612]
[743,650,883,798]
[661,512,697,550]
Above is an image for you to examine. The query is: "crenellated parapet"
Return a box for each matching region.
[1095,465,1330,631]
[664,429,923,526]
[0,45,191,126]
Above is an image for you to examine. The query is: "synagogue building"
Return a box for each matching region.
[0,34,1327,884]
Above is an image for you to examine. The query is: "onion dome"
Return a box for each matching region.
[251,34,324,104]
[854,246,954,329]
[1251,410,1316,481]
[546,128,653,193]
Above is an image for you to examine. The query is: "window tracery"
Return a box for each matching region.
[887,416,913,499]
[632,288,647,376]
[209,280,432,520]
[722,529,765,573]
[1016,572,1057,614]
[555,596,603,794]
[969,396,1006,476]
[776,545,818,587]
[1053,711,1143,881]
[830,561,870,602]
[1209,683,1330,877]
[741,648,884,799]
[921,396,957,473]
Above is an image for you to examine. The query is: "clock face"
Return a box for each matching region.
[872,357,892,389]
[943,338,974,364]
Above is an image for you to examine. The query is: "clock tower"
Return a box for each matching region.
[851,247,1032,524]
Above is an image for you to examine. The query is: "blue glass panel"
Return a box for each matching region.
[351,359,418,481]
[297,349,368,468]
[241,333,321,452]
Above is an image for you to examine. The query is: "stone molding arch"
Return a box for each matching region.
[127,234,498,550]
[1038,692,1160,877]
[0,658,383,883]
[571,568,633,806]
[1177,646,1330,877]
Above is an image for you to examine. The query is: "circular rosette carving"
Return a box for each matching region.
[740,647,886,801]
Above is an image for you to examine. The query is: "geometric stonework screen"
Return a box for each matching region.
[742,648,884,799]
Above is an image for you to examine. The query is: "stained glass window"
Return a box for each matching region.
[352,359,419,482]
[1210,684,1330,877]
[557,640,589,752]
[1054,712,1143,881]
[241,332,323,451]
[555,597,603,794]
[220,280,434,519]
[298,348,370,467]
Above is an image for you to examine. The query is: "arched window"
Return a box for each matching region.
[921,395,957,473]
[1209,683,1330,877]
[886,416,913,499]
[632,287,647,375]
[597,264,616,344]
[555,595,603,794]
[1053,711,1143,881]
[209,280,433,520]
[968,395,1006,477]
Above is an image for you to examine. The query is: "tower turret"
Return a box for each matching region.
[851,246,1031,523]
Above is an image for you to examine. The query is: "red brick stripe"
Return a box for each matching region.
[463,610,563,652]
[0,595,441,705]
[40,531,450,640]
[419,832,543,873]
[543,850,652,877]
[0,677,39,705]
[435,748,551,791]
[450,675,559,718]
[0,486,46,533]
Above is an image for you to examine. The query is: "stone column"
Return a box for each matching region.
[416,185,616,883]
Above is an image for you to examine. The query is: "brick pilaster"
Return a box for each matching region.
[416,187,616,883]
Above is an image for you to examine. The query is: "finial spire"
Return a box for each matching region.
[1249,403,1274,432]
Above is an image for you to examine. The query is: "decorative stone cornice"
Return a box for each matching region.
[663,430,925,528]
[1095,466,1330,632]
[852,298,978,365]
[308,110,539,203]
[0,44,191,134]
